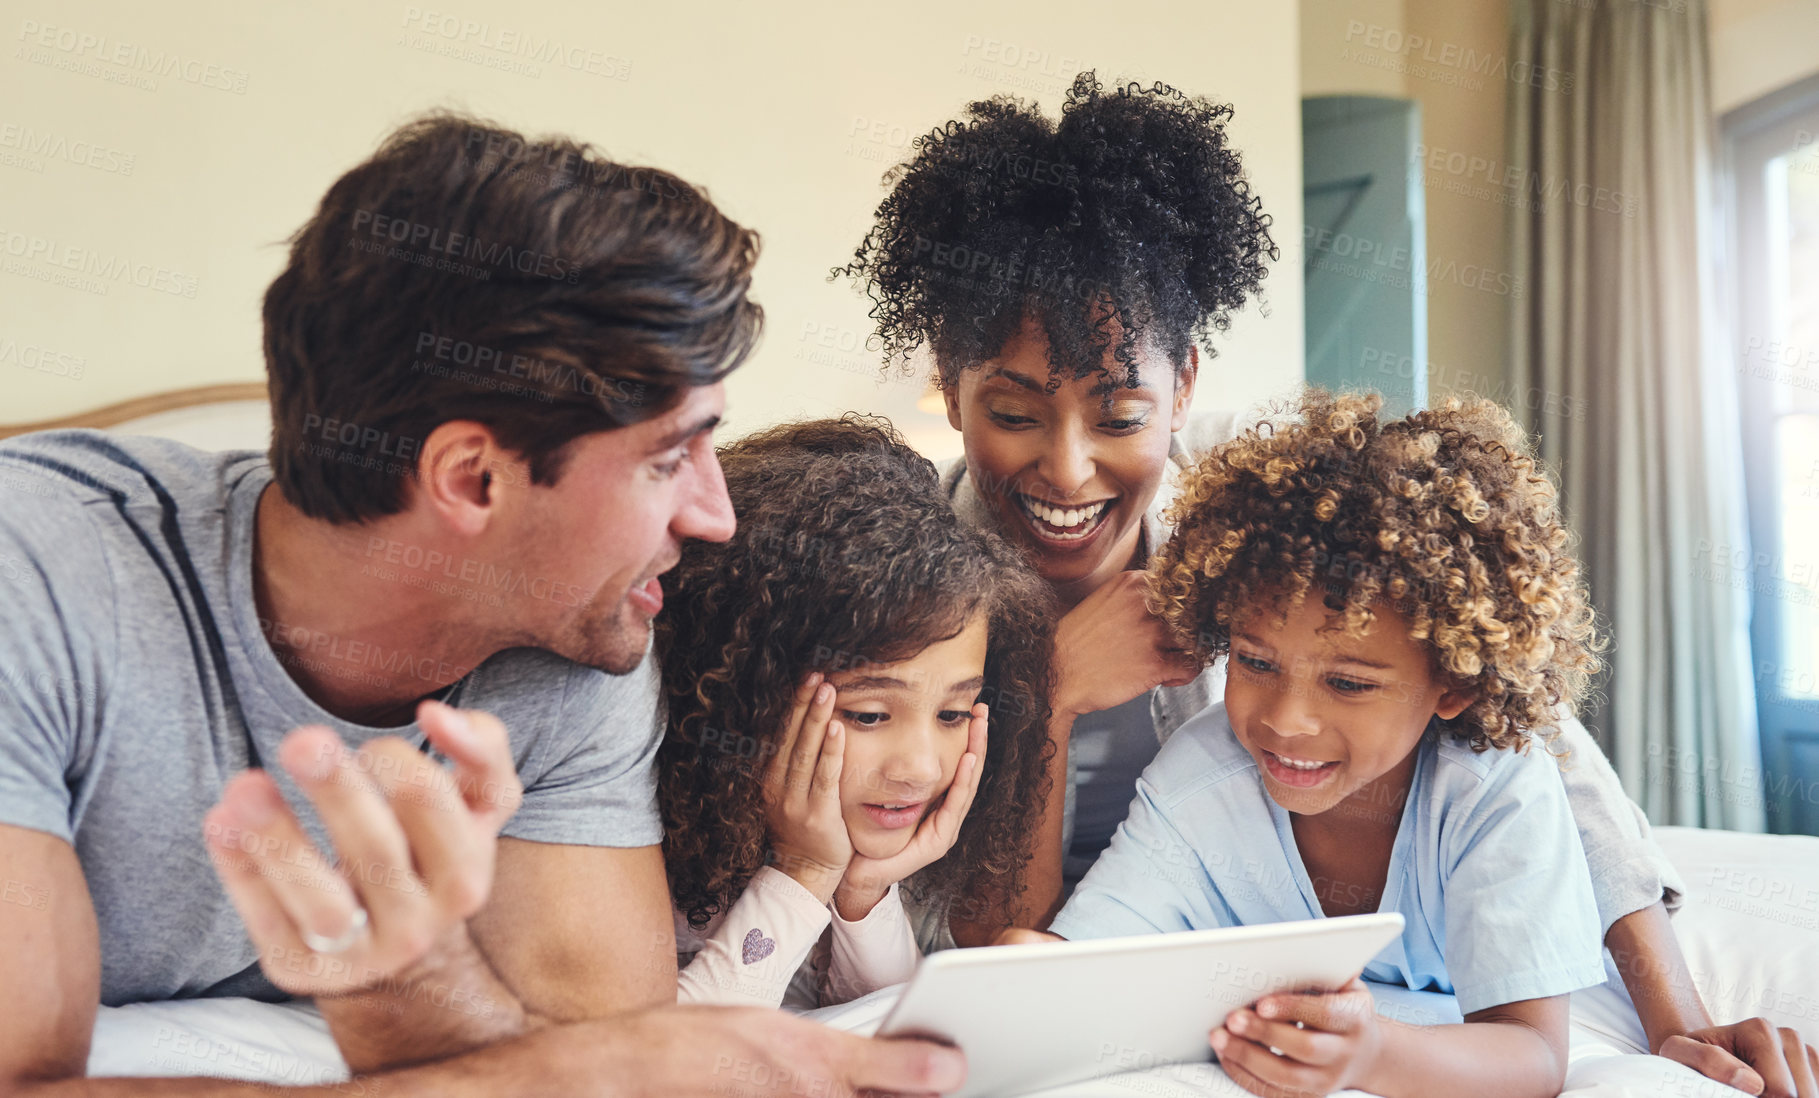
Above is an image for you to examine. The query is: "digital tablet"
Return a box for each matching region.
[876,912,1405,1098]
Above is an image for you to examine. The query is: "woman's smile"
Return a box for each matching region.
[1010,491,1119,547]
[945,316,1194,602]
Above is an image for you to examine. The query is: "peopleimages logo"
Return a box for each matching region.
[14,19,250,94]
[0,228,199,298]
[399,7,631,80]
[259,617,471,687]
[958,34,1076,78]
[0,337,84,379]
[1412,143,1636,217]
[1303,225,1524,298]
[411,332,645,405]
[350,209,581,282]
[1343,20,1574,93]
[0,122,135,175]
[363,536,593,610]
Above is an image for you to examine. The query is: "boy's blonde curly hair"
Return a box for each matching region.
[1148,389,1602,751]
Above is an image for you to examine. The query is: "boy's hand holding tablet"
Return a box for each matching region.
[988,926,1389,1096]
[1213,978,1381,1097]
[892,915,1405,1098]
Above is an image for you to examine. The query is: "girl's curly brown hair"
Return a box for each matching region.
[656,414,1056,931]
[1149,390,1602,752]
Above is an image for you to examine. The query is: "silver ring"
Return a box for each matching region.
[301,906,368,954]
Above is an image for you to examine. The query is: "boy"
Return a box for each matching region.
[1032,391,1609,1097]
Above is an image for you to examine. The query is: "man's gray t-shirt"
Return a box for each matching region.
[0,430,665,1007]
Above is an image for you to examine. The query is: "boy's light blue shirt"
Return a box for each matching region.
[1048,703,1608,1016]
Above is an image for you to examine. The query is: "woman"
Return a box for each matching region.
[837,71,1816,1093]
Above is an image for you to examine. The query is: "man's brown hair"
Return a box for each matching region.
[264,111,762,523]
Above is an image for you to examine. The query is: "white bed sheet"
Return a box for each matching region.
[87,997,346,1086]
[802,981,1743,1098]
[86,825,1817,1095]
[85,984,1728,1097]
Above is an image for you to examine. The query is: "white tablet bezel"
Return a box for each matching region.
[877,912,1406,1098]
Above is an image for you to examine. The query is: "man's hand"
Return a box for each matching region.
[1658,1019,1819,1098]
[834,704,986,921]
[1211,979,1381,1098]
[201,700,523,996]
[764,674,854,904]
[1053,571,1200,719]
[568,1005,967,1097]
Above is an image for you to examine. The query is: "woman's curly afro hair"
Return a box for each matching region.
[656,414,1056,931]
[833,71,1277,393]
[1148,390,1603,752]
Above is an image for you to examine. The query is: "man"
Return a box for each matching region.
[0,112,964,1096]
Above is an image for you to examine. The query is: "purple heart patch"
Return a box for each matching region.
[741,927,776,965]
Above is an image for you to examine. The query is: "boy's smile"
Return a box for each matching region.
[1224,593,1473,818]
[1257,748,1341,788]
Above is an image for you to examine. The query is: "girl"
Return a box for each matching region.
[1035,390,1608,1097]
[834,72,1804,1091]
[654,415,1055,1007]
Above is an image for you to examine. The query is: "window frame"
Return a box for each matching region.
[1723,71,1819,834]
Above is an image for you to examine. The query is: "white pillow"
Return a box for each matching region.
[1655,825,1819,1042]
[109,399,271,453]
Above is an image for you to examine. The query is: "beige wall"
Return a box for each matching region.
[1299,0,1516,406]
[1711,0,1819,114]
[0,0,1305,460]
[1398,0,1515,405]
[1301,0,1409,99]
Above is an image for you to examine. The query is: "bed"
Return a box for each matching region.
[83,826,1819,1095]
[12,393,1813,1095]
[0,382,272,449]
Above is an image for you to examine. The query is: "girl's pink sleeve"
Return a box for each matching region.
[822,882,920,1004]
[676,866,832,1006]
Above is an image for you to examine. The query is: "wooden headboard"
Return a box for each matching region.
[0,383,268,441]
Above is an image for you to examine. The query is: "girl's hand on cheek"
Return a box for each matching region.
[1210,979,1380,1098]
[763,673,854,904]
[835,703,988,921]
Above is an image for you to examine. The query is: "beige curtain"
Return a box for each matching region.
[1507,0,1763,828]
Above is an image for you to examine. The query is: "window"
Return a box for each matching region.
[1727,74,1819,835]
